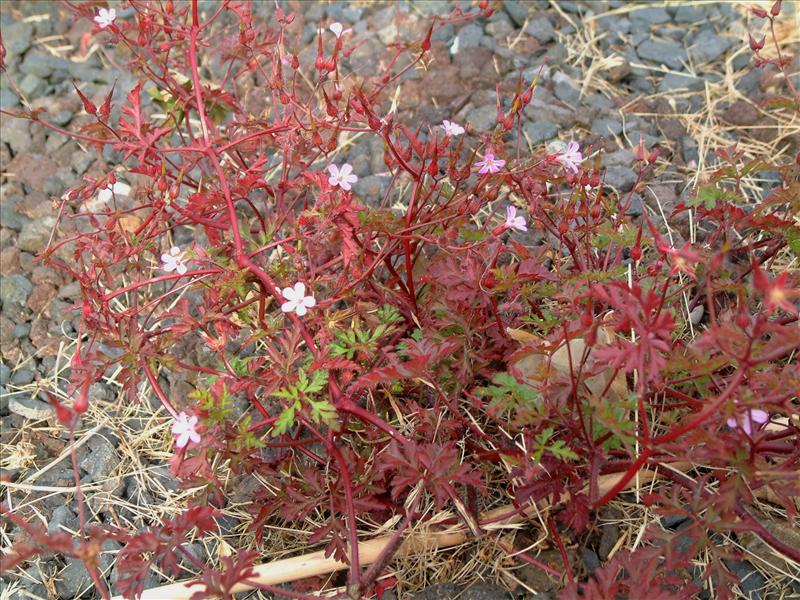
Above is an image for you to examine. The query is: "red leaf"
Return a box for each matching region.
[72,81,97,115]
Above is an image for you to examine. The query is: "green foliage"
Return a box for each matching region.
[190,384,233,424]
[272,370,337,436]
[477,372,540,425]
[330,306,401,361]
[230,415,265,453]
[532,427,579,462]
[687,184,742,210]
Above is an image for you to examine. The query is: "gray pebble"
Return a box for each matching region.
[503,0,530,27]
[637,39,687,70]
[688,30,733,64]
[525,17,555,44]
[673,5,708,23]
[0,362,9,386]
[79,436,118,481]
[605,165,638,192]
[552,72,581,105]
[8,394,53,420]
[625,193,645,218]
[55,558,93,599]
[524,120,558,144]
[10,369,34,386]
[630,7,671,25]
[0,117,32,155]
[48,505,79,535]
[456,23,484,49]
[17,217,56,253]
[0,274,33,307]
[591,118,623,136]
[19,73,47,98]
[658,72,704,93]
[469,104,497,132]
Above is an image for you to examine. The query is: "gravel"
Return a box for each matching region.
[636,39,688,70]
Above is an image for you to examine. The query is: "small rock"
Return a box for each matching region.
[19,73,46,98]
[630,6,671,25]
[460,583,513,599]
[723,559,767,600]
[469,104,497,132]
[0,362,10,386]
[605,166,638,192]
[0,274,33,307]
[688,30,732,64]
[79,435,118,482]
[624,193,645,218]
[524,120,558,144]
[503,0,530,27]
[10,369,34,386]
[658,72,704,93]
[414,583,461,600]
[17,217,56,253]
[0,117,32,155]
[673,5,708,23]
[56,558,93,599]
[525,17,555,44]
[689,305,704,325]
[637,39,687,70]
[455,23,484,49]
[48,505,79,535]
[681,137,699,164]
[552,72,581,105]
[591,118,623,136]
[580,548,600,575]
[8,394,53,420]
[721,100,760,126]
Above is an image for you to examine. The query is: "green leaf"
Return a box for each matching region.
[273,401,300,436]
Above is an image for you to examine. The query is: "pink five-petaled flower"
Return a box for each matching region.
[555,141,584,174]
[753,263,799,315]
[726,408,769,436]
[664,243,701,279]
[474,152,505,174]
[505,205,527,232]
[327,163,358,191]
[172,411,201,448]
[281,282,316,317]
[161,246,187,275]
[329,22,352,39]
[94,7,116,28]
[441,120,465,136]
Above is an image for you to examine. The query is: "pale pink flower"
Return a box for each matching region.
[505,205,527,232]
[555,141,584,174]
[726,408,769,436]
[474,152,506,174]
[329,22,352,39]
[161,246,187,275]
[327,163,358,191]
[441,120,465,136]
[281,282,316,317]
[172,411,201,448]
[94,7,116,29]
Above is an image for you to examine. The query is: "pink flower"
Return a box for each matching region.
[555,141,584,174]
[281,282,316,317]
[161,246,187,275]
[172,411,201,448]
[94,7,116,29]
[505,205,527,232]
[441,120,465,136]
[329,22,352,39]
[327,163,358,191]
[474,152,506,174]
[726,408,769,436]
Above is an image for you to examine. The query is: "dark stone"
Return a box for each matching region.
[721,100,760,126]
[56,558,93,599]
[580,548,600,575]
[523,120,558,144]
[17,217,56,253]
[460,583,513,599]
[658,72,704,93]
[723,559,766,600]
[0,362,9,386]
[591,118,623,136]
[605,166,638,192]
[630,7,671,25]
[469,104,497,132]
[681,137,699,164]
[79,436,118,482]
[48,505,79,535]
[456,23,484,49]
[674,5,708,22]
[553,72,581,105]
[637,39,687,70]
[0,274,33,307]
[503,0,530,27]
[688,30,733,64]
[625,193,645,218]
[525,17,555,44]
[10,369,34,385]
[414,583,461,599]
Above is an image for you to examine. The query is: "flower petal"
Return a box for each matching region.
[750,409,769,423]
[293,282,306,297]
[295,304,308,317]
[176,263,187,275]
[282,286,296,300]
[281,300,296,313]
[339,163,353,177]
[327,164,339,177]
[303,295,317,308]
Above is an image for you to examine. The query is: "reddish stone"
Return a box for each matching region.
[27,284,57,314]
